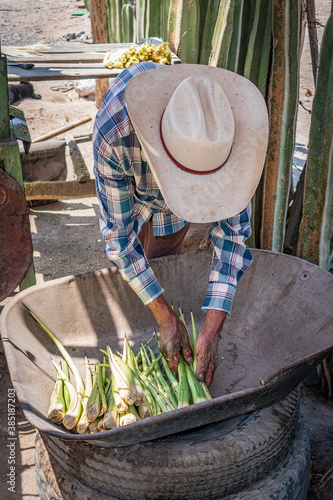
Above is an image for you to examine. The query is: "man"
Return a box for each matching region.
[93,61,268,386]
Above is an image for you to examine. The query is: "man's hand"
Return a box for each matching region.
[195,310,227,386]
[148,295,193,373]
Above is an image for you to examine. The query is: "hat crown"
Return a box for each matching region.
[161,76,234,172]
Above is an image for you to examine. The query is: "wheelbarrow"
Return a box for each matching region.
[1,249,332,499]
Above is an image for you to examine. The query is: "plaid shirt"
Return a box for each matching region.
[93,62,253,314]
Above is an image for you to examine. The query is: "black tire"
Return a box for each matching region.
[35,411,311,500]
[223,412,311,500]
[37,390,302,500]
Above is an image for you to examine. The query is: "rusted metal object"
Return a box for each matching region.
[0,169,33,302]
[1,250,332,447]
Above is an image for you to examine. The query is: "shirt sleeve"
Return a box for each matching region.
[202,203,253,315]
[93,139,164,305]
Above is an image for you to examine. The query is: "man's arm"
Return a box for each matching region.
[94,132,169,304]
[195,203,253,385]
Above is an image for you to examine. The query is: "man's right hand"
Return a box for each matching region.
[148,295,193,373]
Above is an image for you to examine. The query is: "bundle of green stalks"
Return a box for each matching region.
[23,304,212,434]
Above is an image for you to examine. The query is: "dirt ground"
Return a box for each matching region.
[1,0,333,499]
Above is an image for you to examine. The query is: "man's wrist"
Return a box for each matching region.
[202,309,227,338]
[147,294,174,326]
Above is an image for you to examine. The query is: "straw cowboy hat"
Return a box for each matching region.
[125,64,269,223]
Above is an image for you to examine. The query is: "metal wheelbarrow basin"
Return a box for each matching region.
[1,249,332,447]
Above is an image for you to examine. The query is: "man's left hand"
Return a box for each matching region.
[195,310,227,386]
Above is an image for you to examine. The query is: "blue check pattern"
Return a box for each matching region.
[93,62,253,314]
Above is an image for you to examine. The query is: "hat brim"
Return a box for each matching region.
[125,64,269,223]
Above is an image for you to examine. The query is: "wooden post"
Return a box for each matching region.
[90,0,110,108]
[0,53,10,140]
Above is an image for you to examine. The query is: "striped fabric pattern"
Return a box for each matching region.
[93,62,253,314]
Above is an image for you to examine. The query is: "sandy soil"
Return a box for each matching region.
[0,1,333,499]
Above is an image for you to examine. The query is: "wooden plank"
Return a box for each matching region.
[8,64,124,82]
[24,179,96,200]
[8,58,180,82]
[4,42,172,55]
[65,134,90,183]
[5,43,181,66]
[8,53,109,64]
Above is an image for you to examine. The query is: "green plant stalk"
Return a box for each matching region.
[122,336,127,364]
[98,365,108,416]
[76,357,93,434]
[104,376,112,399]
[142,354,162,376]
[136,0,146,42]
[87,369,101,421]
[62,360,71,412]
[261,0,301,251]
[190,310,198,372]
[226,0,245,72]
[112,352,146,406]
[242,0,272,249]
[137,376,157,416]
[168,0,184,57]
[298,12,333,269]
[177,305,188,332]
[161,0,171,42]
[138,399,152,419]
[23,305,85,404]
[198,0,210,45]
[98,387,117,431]
[243,0,271,89]
[179,0,200,64]
[47,372,65,424]
[177,356,190,408]
[257,0,273,97]
[110,0,123,43]
[125,338,139,371]
[113,352,171,413]
[199,0,221,64]
[88,416,103,433]
[106,9,111,43]
[178,307,194,353]
[135,336,153,364]
[107,347,137,404]
[140,345,149,372]
[111,374,128,413]
[217,0,235,69]
[208,0,234,68]
[139,372,176,412]
[160,356,179,395]
[184,362,206,404]
[145,0,161,38]
[52,360,82,430]
[122,3,135,43]
[235,0,257,74]
[146,346,178,407]
[140,345,163,391]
